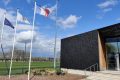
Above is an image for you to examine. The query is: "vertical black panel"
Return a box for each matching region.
[60,30,99,70]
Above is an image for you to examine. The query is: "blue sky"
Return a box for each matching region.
[0,0,120,57]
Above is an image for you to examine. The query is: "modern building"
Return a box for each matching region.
[61,23,120,71]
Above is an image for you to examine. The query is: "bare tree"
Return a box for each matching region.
[2,47,29,61]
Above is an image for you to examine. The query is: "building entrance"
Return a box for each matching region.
[106,37,120,70]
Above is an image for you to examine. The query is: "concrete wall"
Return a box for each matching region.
[61,30,99,70]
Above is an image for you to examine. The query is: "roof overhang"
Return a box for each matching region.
[98,23,120,38]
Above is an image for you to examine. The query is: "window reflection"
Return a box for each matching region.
[106,37,120,70]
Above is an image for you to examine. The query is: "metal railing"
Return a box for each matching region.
[83,63,120,80]
[84,63,99,77]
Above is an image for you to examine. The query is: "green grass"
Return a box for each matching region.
[0,61,56,68]
[0,61,60,75]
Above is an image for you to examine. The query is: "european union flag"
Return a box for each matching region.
[4,18,14,29]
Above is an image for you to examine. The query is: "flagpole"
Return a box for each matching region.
[0,14,5,52]
[0,13,9,74]
[9,9,18,79]
[53,0,59,69]
[28,1,36,80]
[0,13,5,43]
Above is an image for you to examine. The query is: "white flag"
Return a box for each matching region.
[36,5,51,17]
[17,12,30,24]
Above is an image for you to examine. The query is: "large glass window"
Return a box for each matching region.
[106,37,120,70]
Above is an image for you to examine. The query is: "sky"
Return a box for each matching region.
[0,0,120,57]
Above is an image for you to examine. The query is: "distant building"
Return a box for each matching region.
[61,23,120,71]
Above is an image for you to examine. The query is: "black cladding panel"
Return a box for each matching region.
[60,30,99,70]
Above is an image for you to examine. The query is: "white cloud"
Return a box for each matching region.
[16,31,37,43]
[17,24,33,30]
[103,8,112,12]
[18,31,61,57]
[97,0,119,19]
[98,0,118,9]
[57,15,82,29]
[1,27,60,57]
[97,0,119,12]
[33,36,60,54]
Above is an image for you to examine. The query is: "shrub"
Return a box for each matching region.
[56,68,65,75]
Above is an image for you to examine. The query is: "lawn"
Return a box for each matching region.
[0,61,60,75]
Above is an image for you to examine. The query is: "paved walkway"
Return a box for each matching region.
[85,70,120,80]
[62,69,120,80]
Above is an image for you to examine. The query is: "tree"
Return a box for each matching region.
[1,47,29,61]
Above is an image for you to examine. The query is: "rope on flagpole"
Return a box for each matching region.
[9,9,18,79]
[53,0,59,69]
[0,13,9,74]
[28,1,36,80]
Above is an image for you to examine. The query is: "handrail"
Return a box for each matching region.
[84,63,98,70]
[84,63,98,78]
[84,63,120,80]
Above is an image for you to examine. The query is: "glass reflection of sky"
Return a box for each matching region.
[106,37,120,54]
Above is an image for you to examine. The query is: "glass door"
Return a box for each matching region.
[106,37,120,70]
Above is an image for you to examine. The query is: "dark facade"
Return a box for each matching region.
[61,30,99,70]
[60,23,120,70]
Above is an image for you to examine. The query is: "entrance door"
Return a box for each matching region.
[106,37,120,70]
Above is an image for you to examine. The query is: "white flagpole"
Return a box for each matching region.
[53,0,59,69]
[0,13,5,45]
[9,9,18,79]
[0,13,9,74]
[28,1,36,80]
